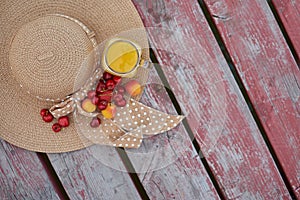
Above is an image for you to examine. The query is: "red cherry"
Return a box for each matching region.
[91,96,100,105]
[105,79,115,90]
[40,108,49,117]
[103,72,113,80]
[98,90,113,102]
[52,123,62,133]
[113,76,122,84]
[113,93,123,102]
[87,91,96,99]
[42,113,54,123]
[117,86,126,94]
[115,98,127,107]
[96,79,106,94]
[58,116,69,127]
[90,117,101,128]
[97,100,108,110]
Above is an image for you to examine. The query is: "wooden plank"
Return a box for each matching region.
[0,140,59,199]
[133,0,292,199]
[273,0,300,64]
[125,67,220,199]
[205,0,300,197]
[47,147,142,199]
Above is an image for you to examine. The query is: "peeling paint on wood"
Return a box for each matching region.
[2,0,297,199]
[206,0,300,197]
[273,0,300,65]
[0,140,59,199]
[133,0,292,199]
[47,147,142,200]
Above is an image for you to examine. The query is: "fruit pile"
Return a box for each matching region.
[81,71,142,128]
[40,71,142,132]
[40,109,69,133]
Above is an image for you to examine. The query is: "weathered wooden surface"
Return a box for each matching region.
[47,146,142,199]
[1,0,299,199]
[133,0,291,199]
[205,0,300,197]
[0,140,59,200]
[126,67,220,199]
[273,0,300,65]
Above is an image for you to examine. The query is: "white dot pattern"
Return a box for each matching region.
[76,113,143,148]
[75,99,184,148]
[113,99,184,136]
[49,98,75,119]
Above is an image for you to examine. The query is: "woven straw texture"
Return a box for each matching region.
[0,0,149,153]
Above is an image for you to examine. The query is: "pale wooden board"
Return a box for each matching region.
[47,146,142,200]
[133,0,292,199]
[273,0,300,64]
[205,0,300,197]
[125,67,220,199]
[0,140,59,200]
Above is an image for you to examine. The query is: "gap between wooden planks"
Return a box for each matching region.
[47,144,143,199]
[0,140,60,199]
[272,0,300,67]
[204,0,300,197]
[133,0,293,199]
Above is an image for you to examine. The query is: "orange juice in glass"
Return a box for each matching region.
[102,38,142,77]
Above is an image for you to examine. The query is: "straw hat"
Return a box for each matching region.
[0,0,149,152]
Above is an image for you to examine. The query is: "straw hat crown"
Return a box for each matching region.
[9,15,95,100]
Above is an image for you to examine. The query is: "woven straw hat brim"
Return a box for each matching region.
[0,0,149,153]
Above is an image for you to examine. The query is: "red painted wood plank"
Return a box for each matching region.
[273,0,300,64]
[47,147,142,199]
[0,140,59,199]
[205,0,300,197]
[126,67,220,199]
[133,0,292,199]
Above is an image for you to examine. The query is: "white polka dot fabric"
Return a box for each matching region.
[75,114,144,148]
[49,98,76,118]
[75,99,184,148]
[114,99,184,136]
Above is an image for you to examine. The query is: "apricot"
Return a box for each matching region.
[81,98,96,113]
[125,80,142,97]
[101,104,117,119]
